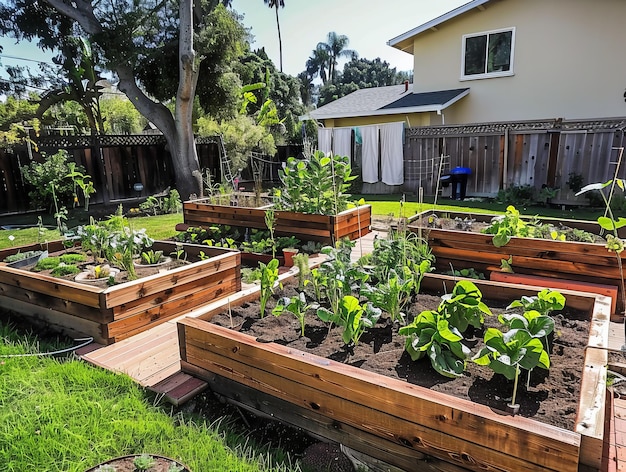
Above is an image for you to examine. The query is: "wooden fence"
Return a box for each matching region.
[402,117,626,204]
[0,134,222,214]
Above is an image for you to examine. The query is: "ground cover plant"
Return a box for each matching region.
[0,314,304,472]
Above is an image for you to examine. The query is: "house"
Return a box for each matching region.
[303,0,626,196]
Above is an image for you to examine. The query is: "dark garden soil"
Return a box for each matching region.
[209,281,590,431]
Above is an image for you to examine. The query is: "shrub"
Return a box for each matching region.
[21,150,87,211]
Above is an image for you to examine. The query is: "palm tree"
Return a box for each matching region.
[317,32,357,84]
[306,45,330,85]
[264,0,285,72]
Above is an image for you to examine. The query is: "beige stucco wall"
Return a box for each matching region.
[410,0,626,124]
[322,112,439,128]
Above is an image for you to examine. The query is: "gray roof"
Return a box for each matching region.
[303,84,469,121]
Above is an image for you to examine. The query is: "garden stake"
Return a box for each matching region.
[507,364,521,415]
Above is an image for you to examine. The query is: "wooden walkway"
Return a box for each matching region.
[76,230,626,471]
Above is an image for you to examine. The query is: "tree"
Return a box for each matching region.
[0,1,245,200]
[305,44,330,85]
[263,0,285,73]
[317,32,357,84]
[317,57,410,107]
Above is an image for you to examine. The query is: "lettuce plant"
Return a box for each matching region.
[482,205,536,247]
[439,279,492,333]
[259,258,280,318]
[361,267,414,323]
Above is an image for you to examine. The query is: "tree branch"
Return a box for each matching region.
[43,0,103,34]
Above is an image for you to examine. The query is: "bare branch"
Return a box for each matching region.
[43,0,103,34]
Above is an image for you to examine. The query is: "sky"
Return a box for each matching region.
[231,0,468,76]
[0,0,468,79]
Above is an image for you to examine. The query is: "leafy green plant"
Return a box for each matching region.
[494,184,535,207]
[399,308,471,378]
[133,454,156,470]
[361,267,415,323]
[60,253,87,264]
[274,150,356,215]
[317,295,381,346]
[241,266,262,283]
[3,250,43,264]
[34,256,61,271]
[67,162,96,211]
[51,264,80,276]
[399,280,491,378]
[264,208,277,258]
[482,205,536,247]
[95,465,116,472]
[259,258,280,318]
[140,250,165,265]
[273,291,317,336]
[445,267,485,280]
[473,327,550,409]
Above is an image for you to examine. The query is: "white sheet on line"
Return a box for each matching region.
[360,125,379,183]
[381,122,404,185]
[317,128,332,155]
[332,128,352,159]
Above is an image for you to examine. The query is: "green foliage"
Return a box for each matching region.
[400,280,491,378]
[139,189,182,216]
[21,150,88,210]
[317,295,382,346]
[272,292,317,336]
[259,258,280,318]
[445,267,485,280]
[140,250,165,265]
[50,264,80,276]
[100,96,147,134]
[361,266,420,323]
[399,309,471,378]
[274,151,356,215]
[495,184,536,207]
[292,253,310,290]
[482,205,536,247]
[196,114,276,173]
[3,250,43,264]
[34,256,61,272]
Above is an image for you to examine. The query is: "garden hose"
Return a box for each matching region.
[0,336,93,358]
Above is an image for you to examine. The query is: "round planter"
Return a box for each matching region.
[282,248,299,267]
[133,256,172,268]
[84,454,190,472]
[75,267,120,283]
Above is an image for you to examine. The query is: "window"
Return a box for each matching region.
[462,28,514,79]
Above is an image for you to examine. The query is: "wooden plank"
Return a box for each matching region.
[184,362,473,472]
[106,277,239,340]
[179,320,580,472]
[0,281,113,323]
[102,251,239,308]
[150,372,208,406]
[110,266,239,320]
[0,265,103,308]
[0,294,106,344]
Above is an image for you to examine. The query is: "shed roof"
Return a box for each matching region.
[303,84,469,121]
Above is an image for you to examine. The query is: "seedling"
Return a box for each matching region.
[482,205,535,247]
[317,295,381,346]
[473,327,550,413]
[133,454,156,470]
[259,258,280,318]
[292,252,310,290]
[439,279,492,333]
[272,291,318,336]
[140,249,165,265]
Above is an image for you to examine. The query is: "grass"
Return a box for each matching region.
[0,318,301,472]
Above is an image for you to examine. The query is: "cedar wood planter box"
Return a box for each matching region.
[409,210,625,318]
[183,199,371,245]
[177,273,610,472]
[0,240,241,345]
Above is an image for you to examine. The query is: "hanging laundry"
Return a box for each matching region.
[317,128,332,155]
[361,125,380,183]
[332,128,353,160]
[381,122,404,185]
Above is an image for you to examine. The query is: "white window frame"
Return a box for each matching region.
[460,27,515,81]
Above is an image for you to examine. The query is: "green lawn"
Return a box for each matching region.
[0,319,301,472]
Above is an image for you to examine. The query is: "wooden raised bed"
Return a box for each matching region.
[177,274,610,472]
[409,210,625,318]
[0,241,241,344]
[183,199,371,245]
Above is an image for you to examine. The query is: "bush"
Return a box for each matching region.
[495,184,535,207]
[21,150,87,211]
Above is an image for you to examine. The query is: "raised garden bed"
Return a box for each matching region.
[177,273,610,472]
[183,199,371,245]
[409,209,625,319]
[0,240,240,344]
